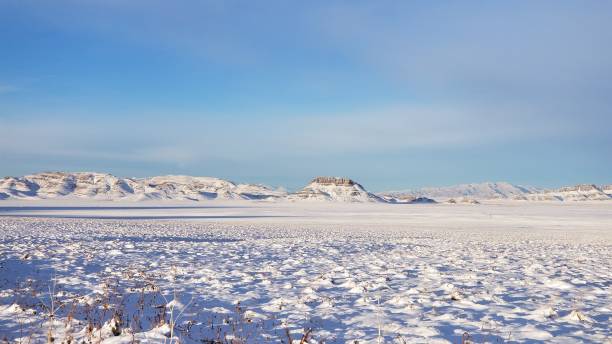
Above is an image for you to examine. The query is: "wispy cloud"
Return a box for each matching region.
[0,102,587,165]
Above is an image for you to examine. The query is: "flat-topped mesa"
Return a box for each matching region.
[310,177,357,187]
[557,184,601,192]
[288,176,383,202]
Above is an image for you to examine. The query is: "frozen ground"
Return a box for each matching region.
[0,201,610,343]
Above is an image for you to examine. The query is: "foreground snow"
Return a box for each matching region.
[0,202,610,343]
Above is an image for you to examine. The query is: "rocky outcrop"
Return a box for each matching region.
[310,177,356,186]
[447,198,480,204]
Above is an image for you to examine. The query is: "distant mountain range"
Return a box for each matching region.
[0,172,610,203]
[382,182,540,201]
[381,182,612,202]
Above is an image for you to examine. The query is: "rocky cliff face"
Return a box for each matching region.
[288,177,384,202]
[309,177,356,186]
[0,172,286,201]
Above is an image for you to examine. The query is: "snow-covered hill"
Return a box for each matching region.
[287,177,384,202]
[381,182,611,202]
[381,182,540,201]
[1,173,609,203]
[0,172,286,201]
[527,184,611,201]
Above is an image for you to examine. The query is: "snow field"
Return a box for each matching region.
[0,203,610,343]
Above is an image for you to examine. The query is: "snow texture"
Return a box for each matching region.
[0,201,610,343]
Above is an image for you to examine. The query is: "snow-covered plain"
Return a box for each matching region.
[0,201,610,343]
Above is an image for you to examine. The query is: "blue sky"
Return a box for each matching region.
[1,1,611,191]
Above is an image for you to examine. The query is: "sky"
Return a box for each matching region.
[1,1,611,191]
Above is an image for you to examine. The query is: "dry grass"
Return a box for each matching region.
[2,270,308,344]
